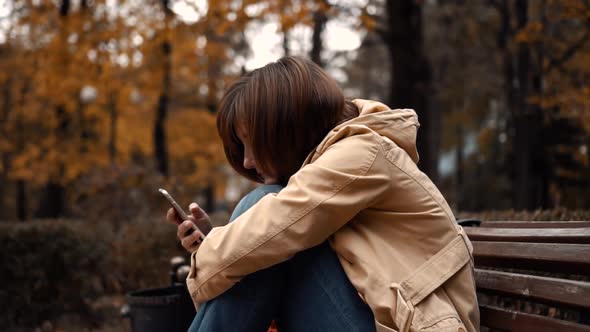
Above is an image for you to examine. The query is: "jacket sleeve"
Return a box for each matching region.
[186,131,391,304]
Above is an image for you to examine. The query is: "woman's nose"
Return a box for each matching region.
[243,155,256,170]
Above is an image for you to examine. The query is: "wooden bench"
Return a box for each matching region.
[462,220,590,331]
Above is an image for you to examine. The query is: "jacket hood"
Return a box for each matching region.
[345,99,420,163]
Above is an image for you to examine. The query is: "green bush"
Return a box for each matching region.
[106,217,188,292]
[0,217,188,329]
[0,221,109,327]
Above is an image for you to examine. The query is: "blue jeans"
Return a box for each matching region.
[187,185,375,332]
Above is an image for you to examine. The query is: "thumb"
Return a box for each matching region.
[189,202,207,219]
[189,202,213,235]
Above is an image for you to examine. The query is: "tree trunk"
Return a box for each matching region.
[533,2,550,208]
[532,69,549,208]
[282,30,290,56]
[0,154,6,220]
[456,122,464,210]
[17,180,27,221]
[513,0,531,209]
[202,183,215,213]
[206,46,221,113]
[109,93,117,163]
[494,0,537,209]
[36,112,66,219]
[384,0,435,178]
[154,83,169,175]
[310,1,328,67]
[154,0,173,176]
[280,0,290,57]
[37,0,70,218]
[59,0,70,16]
[0,78,11,220]
[512,0,545,209]
[36,109,68,218]
[35,182,64,219]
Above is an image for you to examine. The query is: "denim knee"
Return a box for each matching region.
[230,184,284,222]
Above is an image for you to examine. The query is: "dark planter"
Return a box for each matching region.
[125,285,195,332]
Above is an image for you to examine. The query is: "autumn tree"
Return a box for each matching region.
[0,38,34,220]
[0,1,234,219]
[310,0,329,66]
[422,1,507,210]
[489,0,590,209]
[360,0,437,180]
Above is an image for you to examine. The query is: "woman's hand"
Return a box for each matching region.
[167,203,209,253]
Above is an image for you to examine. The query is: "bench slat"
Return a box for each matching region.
[480,221,590,228]
[472,242,590,273]
[475,269,590,309]
[480,305,590,332]
[466,227,590,243]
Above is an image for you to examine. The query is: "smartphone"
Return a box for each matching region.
[158,188,204,241]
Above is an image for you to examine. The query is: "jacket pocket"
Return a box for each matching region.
[418,316,466,332]
[375,319,398,332]
[411,287,467,332]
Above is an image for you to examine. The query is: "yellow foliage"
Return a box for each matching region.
[515,22,543,44]
[0,140,13,153]
[167,109,225,186]
[117,108,154,160]
[360,14,377,31]
[0,0,366,201]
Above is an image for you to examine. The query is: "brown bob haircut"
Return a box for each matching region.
[217,56,358,185]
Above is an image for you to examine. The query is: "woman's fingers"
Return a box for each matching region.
[177,219,205,252]
[181,228,204,252]
[189,203,207,219]
[167,204,206,253]
[177,220,194,239]
[170,207,207,253]
[166,208,183,225]
[189,203,213,235]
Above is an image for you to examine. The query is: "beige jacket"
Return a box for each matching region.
[187,99,480,332]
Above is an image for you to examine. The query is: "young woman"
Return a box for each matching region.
[167,56,479,332]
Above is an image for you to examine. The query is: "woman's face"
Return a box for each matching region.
[236,125,279,185]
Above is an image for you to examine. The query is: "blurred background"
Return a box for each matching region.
[0,0,589,330]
